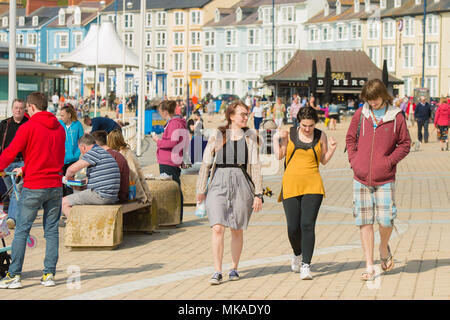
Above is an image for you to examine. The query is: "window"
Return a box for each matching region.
[204,31,215,47]
[219,54,224,72]
[425,43,438,68]
[174,32,184,46]
[73,32,83,48]
[383,20,394,39]
[425,76,437,97]
[368,20,380,39]
[337,24,348,40]
[173,78,184,96]
[191,52,200,71]
[124,32,134,48]
[74,7,81,25]
[55,32,68,48]
[2,17,8,27]
[394,0,401,8]
[175,12,184,26]
[264,52,273,72]
[225,80,235,94]
[174,52,184,71]
[279,51,293,68]
[17,34,24,46]
[247,52,260,73]
[263,7,273,24]
[426,15,438,35]
[191,11,201,25]
[156,32,166,47]
[32,16,39,27]
[415,0,421,5]
[204,54,215,72]
[281,6,294,22]
[18,16,25,27]
[156,52,166,70]
[351,23,362,39]
[354,0,360,12]
[280,27,295,45]
[58,9,65,25]
[224,53,237,72]
[146,13,152,27]
[203,80,213,94]
[191,31,201,46]
[368,46,379,66]
[27,33,37,47]
[248,29,260,45]
[145,52,152,64]
[309,28,319,42]
[381,0,387,8]
[106,14,116,24]
[124,14,134,28]
[322,26,332,41]
[157,12,167,26]
[382,45,395,71]
[404,17,414,37]
[226,30,237,46]
[403,77,411,96]
[146,32,152,48]
[336,0,342,15]
[236,8,242,22]
[403,44,414,68]
[264,28,275,45]
[0,33,7,42]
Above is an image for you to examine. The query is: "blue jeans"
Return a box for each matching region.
[9,187,63,277]
[3,161,24,222]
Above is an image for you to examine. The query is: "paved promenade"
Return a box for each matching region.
[2,114,450,300]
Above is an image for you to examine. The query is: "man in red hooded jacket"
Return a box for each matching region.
[0,92,65,289]
[346,80,411,281]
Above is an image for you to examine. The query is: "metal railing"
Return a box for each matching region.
[120,117,137,151]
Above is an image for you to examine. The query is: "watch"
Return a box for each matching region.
[254,194,263,200]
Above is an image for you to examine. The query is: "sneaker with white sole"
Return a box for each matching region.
[41,273,56,287]
[209,272,223,285]
[291,254,302,273]
[300,263,313,280]
[0,273,22,289]
[228,269,240,281]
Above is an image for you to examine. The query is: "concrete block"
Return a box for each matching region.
[181,174,198,205]
[123,204,157,233]
[147,180,181,227]
[64,205,123,249]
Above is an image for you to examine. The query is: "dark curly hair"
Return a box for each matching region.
[297,106,319,123]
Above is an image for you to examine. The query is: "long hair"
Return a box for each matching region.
[61,104,78,122]
[360,79,393,105]
[107,129,129,152]
[217,101,250,146]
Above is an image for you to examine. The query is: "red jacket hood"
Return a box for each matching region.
[30,111,62,130]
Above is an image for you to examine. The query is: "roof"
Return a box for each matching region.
[306,1,371,24]
[102,0,213,13]
[46,10,97,28]
[204,0,306,28]
[374,0,450,19]
[264,50,402,84]
[10,7,60,29]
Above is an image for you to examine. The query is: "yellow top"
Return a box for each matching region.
[278,133,325,202]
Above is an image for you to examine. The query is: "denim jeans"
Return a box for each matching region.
[9,187,63,277]
[159,164,183,223]
[3,161,24,222]
[417,119,429,143]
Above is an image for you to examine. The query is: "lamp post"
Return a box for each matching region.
[137,0,146,156]
[122,1,133,124]
[8,0,16,118]
[94,0,106,118]
[421,0,427,88]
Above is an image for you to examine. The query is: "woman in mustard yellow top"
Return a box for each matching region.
[275,107,337,280]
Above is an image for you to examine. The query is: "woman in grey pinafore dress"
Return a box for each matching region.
[196,102,263,285]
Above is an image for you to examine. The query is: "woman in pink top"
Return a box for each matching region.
[434,97,450,151]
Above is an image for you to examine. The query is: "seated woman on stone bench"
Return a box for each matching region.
[61,133,121,218]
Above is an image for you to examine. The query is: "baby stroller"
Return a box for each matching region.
[0,172,36,277]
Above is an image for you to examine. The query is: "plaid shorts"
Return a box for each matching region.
[352,180,397,227]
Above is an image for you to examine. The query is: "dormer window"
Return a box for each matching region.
[214,9,220,23]
[324,3,329,16]
[336,1,342,15]
[365,0,371,12]
[58,8,65,26]
[394,0,401,7]
[236,7,242,22]
[381,0,387,9]
[258,8,262,21]
[32,16,38,26]
[415,0,421,5]
[18,16,25,27]
[74,7,81,25]
[2,17,7,27]
[355,0,360,13]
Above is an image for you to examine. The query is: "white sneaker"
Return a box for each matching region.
[300,263,313,280]
[291,254,302,273]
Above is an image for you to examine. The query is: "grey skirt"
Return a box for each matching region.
[205,167,254,230]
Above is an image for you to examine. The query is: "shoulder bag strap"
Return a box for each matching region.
[1,119,11,154]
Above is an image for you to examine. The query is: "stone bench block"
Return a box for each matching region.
[181,174,198,205]
[147,180,181,227]
[64,205,123,249]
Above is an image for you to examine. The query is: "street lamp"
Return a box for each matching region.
[122,0,133,124]
[137,0,146,156]
[8,0,16,118]
[94,0,106,118]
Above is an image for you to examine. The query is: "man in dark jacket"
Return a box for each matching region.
[414,96,432,143]
[0,99,28,229]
